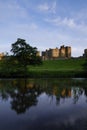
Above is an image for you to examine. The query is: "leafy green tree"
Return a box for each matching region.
[0,52,12,76]
[10,38,42,76]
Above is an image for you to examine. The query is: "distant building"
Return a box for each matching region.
[83,49,87,58]
[36,51,40,56]
[0,53,4,60]
[42,45,71,60]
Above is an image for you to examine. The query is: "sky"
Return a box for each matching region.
[0,0,87,57]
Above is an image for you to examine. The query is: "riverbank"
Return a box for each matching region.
[0,58,86,78]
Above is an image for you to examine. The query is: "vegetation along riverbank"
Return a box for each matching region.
[0,38,87,78]
[0,58,87,78]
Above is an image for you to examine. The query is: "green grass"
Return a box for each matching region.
[0,58,86,78]
[27,58,87,78]
[29,58,85,72]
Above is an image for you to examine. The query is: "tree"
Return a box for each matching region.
[0,52,16,76]
[10,38,42,77]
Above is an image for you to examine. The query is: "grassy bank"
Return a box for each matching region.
[30,58,85,71]
[28,58,86,78]
[0,58,87,78]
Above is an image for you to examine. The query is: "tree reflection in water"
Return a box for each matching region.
[9,80,42,114]
[72,87,83,104]
[0,78,87,114]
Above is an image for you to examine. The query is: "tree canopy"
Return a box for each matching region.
[0,38,42,77]
[10,38,42,67]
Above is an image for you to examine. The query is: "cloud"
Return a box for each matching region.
[45,17,76,28]
[38,3,49,12]
[0,0,86,57]
[73,8,87,25]
[45,16,87,35]
[0,23,85,57]
[0,19,86,57]
[62,18,76,28]
[37,1,56,13]
[49,1,57,14]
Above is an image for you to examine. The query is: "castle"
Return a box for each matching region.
[0,53,4,60]
[42,45,71,60]
[83,49,87,58]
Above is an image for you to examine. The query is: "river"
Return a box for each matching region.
[0,78,87,130]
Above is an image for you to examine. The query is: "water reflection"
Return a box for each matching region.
[0,78,87,130]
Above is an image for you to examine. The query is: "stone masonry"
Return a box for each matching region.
[42,45,71,60]
[83,49,87,58]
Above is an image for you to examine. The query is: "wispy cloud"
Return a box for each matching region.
[45,16,87,34]
[0,0,87,57]
[38,3,49,12]
[49,1,57,14]
[37,1,56,13]
[45,17,76,28]
[0,19,85,57]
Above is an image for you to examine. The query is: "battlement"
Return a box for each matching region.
[42,45,71,60]
[83,49,87,58]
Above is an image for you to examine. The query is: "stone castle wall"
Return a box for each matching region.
[42,45,71,60]
[0,53,4,60]
[83,49,87,57]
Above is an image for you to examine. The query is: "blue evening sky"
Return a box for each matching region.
[0,0,87,57]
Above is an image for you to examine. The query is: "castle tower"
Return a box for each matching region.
[65,46,71,58]
[83,49,87,57]
[59,45,66,58]
[36,51,40,56]
[0,53,4,60]
[48,48,59,59]
[52,48,59,58]
[41,45,71,60]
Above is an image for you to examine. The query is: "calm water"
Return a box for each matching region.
[0,78,87,130]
